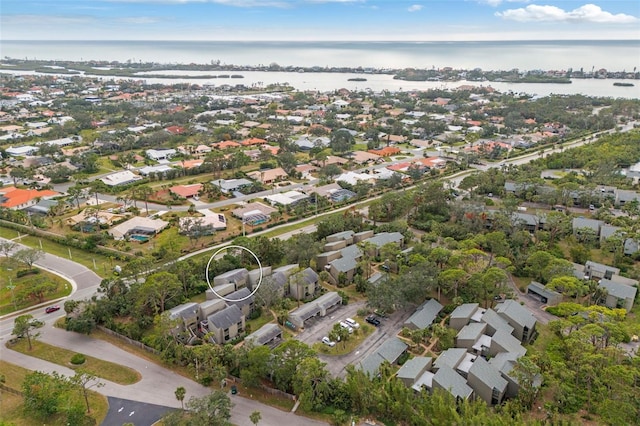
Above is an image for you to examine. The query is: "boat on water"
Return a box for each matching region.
[613,82,634,87]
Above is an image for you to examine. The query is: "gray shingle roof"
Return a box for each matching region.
[340,244,362,260]
[527,281,562,301]
[495,300,537,330]
[168,302,199,320]
[450,303,479,321]
[433,366,473,399]
[396,357,432,381]
[599,278,638,300]
[405,299,443,329]
[207,304,243,330]
[469,357,508,391]
[316,291,342,310]
[457,322,487,341]
[215,268,248,283]
[491,330,527,357]
[364,232,404,248]
[572,217,603,232]
[433,348,467,370]
[245,323,282,346]
[226,287,254,307]
[330,256,358,273]
[292,267,319,285]
[357,337,408,376]
[481,308,514,334]
[376,337,408,363]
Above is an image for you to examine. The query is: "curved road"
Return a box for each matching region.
[0,243,327,425]
[1,124,636,423]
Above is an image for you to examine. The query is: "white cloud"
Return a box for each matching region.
[476,0,530,6]
[407,5,423,12]
[497,4,638,23]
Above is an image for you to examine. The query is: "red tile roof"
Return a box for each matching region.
[169,184,202,198]
[241,137,267,146]
[215,140,241,149]
[165,125,185,135]
[0,186,60,209]
[368,147,401,157]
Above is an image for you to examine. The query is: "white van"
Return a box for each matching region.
[339,321,354,334]
[345,318,360,329]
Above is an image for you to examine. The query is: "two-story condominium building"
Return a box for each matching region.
[206,304,245,344]
[495,300,537,343]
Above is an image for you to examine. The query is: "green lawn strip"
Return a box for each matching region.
[314,324,374,356]
[245,311,274,334]
[0,227,21,239]
[233,382,295,411]
[13,234,111,277]
[87,326,197,381]
[0,263,72,315]
[7,339,141,385]
[0,360,109,426]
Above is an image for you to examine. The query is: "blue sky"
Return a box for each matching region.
[2,0,639,41]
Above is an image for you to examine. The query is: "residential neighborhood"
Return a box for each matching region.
[1,65,639,426]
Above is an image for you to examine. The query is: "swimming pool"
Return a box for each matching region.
[130,235,150,242]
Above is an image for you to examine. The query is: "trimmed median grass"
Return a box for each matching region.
[0,360,109,426]
[314,324,374,356]
[0,227,113,277]
[7,339,141,385]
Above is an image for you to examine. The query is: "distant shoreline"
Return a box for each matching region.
[1,59,637,84]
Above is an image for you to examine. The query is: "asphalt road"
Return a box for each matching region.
[103,397,174,426]
[3,324,328,425]
[0,237,103,339]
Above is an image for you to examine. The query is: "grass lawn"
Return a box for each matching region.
[0,228,113,277]
[0,260,72,315]
[233,381,295,412]
[88,326,196,381]
[246,310,274,335]
[0,360,109,426]
[7,339,141,385]
[314,324,374,356]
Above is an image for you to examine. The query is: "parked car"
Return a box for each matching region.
[339,321,354,333]
[321,336,336,347]
[230,385,237,395]
[366,315,381,326]
[45,305,60,314]
[345,317,360,329]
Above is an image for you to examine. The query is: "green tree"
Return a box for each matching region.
[13,248,44,270]
[136,185,155,216]
[184,390,232,426]
[12,314,44,350]
[175,386,186,410]
[17,276,57,304]
[71,370,104,414]
[271,339,316,393]
[329,129,355,154]
[134,271,182,314]
[249,411,262,426]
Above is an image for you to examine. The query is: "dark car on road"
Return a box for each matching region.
[366,315,381,327]
[45,305,60,314]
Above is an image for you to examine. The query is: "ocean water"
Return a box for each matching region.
[2,40,640,71]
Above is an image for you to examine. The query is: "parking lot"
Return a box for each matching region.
[296,300,367,348]
[294,300,413,378]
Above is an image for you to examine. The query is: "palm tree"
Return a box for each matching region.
[137,185,154,215]
[175,386,186,410]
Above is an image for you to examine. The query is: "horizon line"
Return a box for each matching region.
[5,38,640,43]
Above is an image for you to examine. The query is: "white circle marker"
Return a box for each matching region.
[205,245,263,302]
